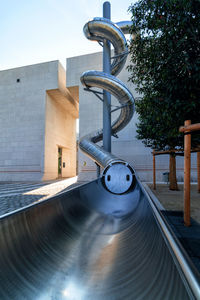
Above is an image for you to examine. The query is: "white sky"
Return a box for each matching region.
[0,0,136,70]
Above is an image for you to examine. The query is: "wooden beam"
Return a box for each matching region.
[197,152,200,193]
[179,123,200,133]
[184,120,191,227]
[152,148,200,156]
[191,148,200,153]
[153,149,181,156]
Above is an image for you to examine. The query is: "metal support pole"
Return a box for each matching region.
[184,120,191,227]
[103,1,111,152]
[96,1,111,178]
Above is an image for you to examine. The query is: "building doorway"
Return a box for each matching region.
[58,147,62,178]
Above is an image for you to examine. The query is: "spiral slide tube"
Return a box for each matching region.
[79,17,135,194]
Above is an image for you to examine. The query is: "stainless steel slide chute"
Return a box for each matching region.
[0,179,199,299]
[83,17,128,76]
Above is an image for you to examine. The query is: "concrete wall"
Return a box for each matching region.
[67,52,198,182]
[0,60,78,181]
[0,61,60,181]
[43,93,76,180]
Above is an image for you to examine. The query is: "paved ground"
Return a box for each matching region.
[148,183,200,224]
[0,177,84,216]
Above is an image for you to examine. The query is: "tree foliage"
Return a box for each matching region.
[128,0,200,150]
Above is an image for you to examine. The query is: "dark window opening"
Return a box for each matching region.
[58,147,62,177]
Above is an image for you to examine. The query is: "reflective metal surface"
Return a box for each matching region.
[80,71,134,167]
[116,21,133,35]
[80,17,135,194]
[0,179,198,299]
[83,17,128,76]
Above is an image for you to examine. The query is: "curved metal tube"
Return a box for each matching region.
[80,18,135,194]
[83,18,128,76]
[116,21,133,35]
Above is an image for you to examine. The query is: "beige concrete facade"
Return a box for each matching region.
[67,51,198,182]
[0,53,198,183]
[0,61,78,181]
[43,93,76,180]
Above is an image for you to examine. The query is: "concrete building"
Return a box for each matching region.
[0,53,197,182]
[0,61,78,181]
[67,52,198,182]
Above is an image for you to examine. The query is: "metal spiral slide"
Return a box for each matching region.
[0,4,200,300]
[79,17,135,195]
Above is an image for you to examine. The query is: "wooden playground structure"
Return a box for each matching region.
[152,120,200,227]
[179,120,200,226]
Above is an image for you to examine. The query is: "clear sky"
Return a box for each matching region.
[0,0,135,70]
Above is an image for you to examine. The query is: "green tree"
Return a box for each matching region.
[128,0,200,190]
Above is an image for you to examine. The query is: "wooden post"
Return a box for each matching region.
[153,151,156,190]
[197,152,200,193]
[184,120,191,227]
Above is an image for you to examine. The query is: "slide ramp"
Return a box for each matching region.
[1,6,199,299]
[0,178,199,299]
